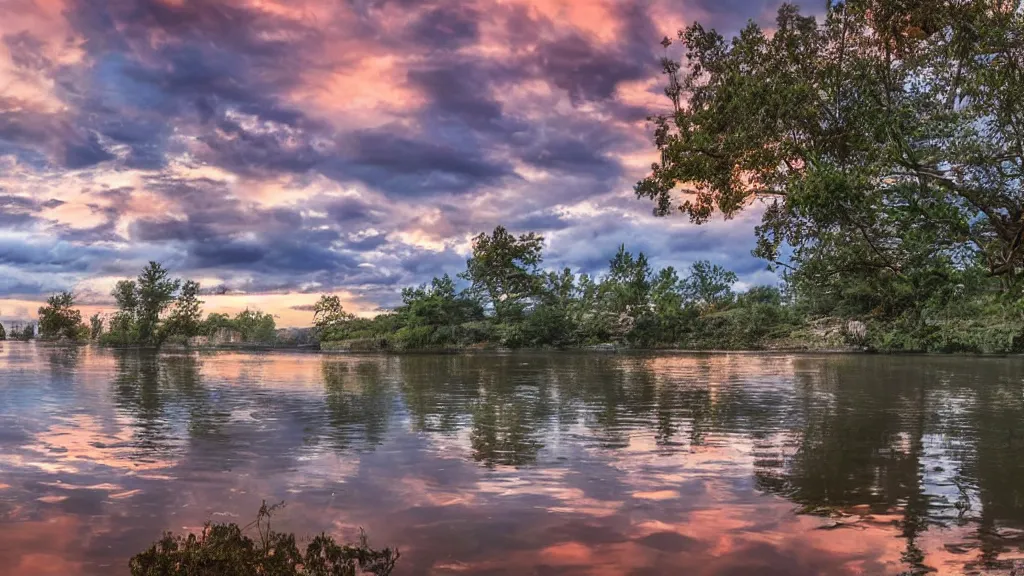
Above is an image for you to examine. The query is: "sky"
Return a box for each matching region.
[0,0,796,327]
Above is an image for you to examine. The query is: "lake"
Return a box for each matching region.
[1,344,1023,575]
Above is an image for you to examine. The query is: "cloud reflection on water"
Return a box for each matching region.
[1,346,1023,574]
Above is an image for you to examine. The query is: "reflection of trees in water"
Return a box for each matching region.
[43,345,82,372]
[944,364,1024,570]
[393,354,788,465]
[395,355,550,466]
[751,358,1024,574]
[752,360,935,573]
[106,351,1024,571]
[110,353,398,460]
[319,358,396,451]
[112,351,229,459]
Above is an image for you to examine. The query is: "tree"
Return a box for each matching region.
[313,295,355,341]
[89,313,104,340]
[38,291,86,341]
[165,280,204,339]
[604,245,653,317]
[648,266,690,343]
[0,321,5,341]
[459,226,545,321]
[107,279,140,345]
[232,309,277,343]
[637,2,1024,287]
[683,260,737,310]
[202,312,233,334]
[11,322,34,341]
[136,262,180,345]
[524,268,581,347]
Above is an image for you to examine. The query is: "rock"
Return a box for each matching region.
[275,327,316,346]
[188,328,244,347]
[845,320,868,343]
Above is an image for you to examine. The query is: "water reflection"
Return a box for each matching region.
[1,347,1023,574]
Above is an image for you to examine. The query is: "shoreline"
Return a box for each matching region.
[13,340,1024,357]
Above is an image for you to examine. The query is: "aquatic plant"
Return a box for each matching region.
[129,501,399,576]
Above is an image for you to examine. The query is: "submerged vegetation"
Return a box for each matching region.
[130,502,398,576]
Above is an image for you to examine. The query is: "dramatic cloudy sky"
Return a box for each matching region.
[0,0,797,327]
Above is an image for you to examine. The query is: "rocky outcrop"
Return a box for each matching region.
[275,328,316,346]
[188,328,244,347]
[845,320,868,344]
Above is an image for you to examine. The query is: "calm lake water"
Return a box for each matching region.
[1,344,1023,575]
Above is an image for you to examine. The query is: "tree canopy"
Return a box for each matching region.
[639,1,1024,278]
[38,291,87,341]
[635,0,1024,352]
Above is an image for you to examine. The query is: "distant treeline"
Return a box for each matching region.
[0,321,33,342]
[28,262,279,347]
[27,219,1024,353]
[24,226,807,351]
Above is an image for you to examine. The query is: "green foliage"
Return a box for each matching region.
[165,281,204,339]
[194,309,277,344]
[631,1,1024,354]
[683,261,737,311]
[37,291,87,341]
[9,322,35,341]
[459,226,545,322]
[100,263,203,348]
[314,295,357,342]
[231,309,277,343]
[89,313,104,340]
[313,225,804,351]
[129,502,398,576]
[136,262,181,345]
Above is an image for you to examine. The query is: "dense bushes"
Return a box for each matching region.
[37,291,89,341]
[92,262,277,348]
[201,310,277,343]
[313,227,804,351]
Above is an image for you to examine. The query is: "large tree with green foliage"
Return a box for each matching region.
[637,1,1024,291]
[313,295,355,341]
[38,291,87,341]
[136,261,180,345]
[232,309,277,343]
[102,262,193,347]
[459,226,545,322]
[164,280,204,339]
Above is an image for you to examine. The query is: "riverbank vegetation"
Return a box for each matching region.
[19,2,1024,354]
[130,501,398,576]
[2,322,35,341]
[633,0,1024,354]
[314,226,810,351]
[37,291,89,341]
[28,261,283,348]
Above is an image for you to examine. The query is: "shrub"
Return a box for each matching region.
[129,502,398,576]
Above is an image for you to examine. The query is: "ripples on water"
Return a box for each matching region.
[1,343,1023,575]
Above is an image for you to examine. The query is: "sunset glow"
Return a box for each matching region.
[0,0,788,326]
